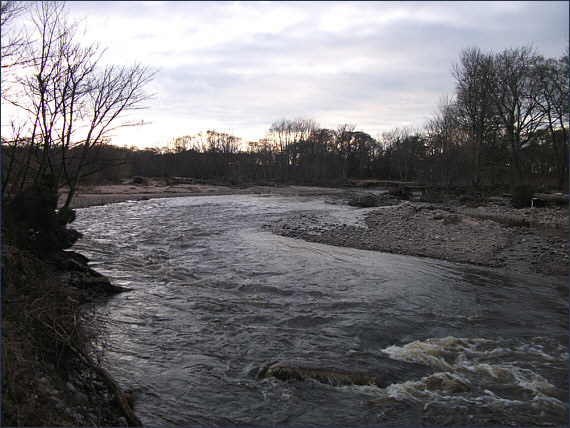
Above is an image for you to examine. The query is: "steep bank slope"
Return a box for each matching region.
[1,246,139,426]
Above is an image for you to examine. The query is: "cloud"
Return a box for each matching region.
[37,1,570,146]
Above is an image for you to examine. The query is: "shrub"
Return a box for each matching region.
[2,174,82,256]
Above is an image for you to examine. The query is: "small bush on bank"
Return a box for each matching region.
[2,174,82,256]
[130,175,148,185]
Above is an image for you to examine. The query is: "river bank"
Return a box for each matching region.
[1,245,139,427]
[69,180,568,277]
[63,178,347,209]
[268,196,569,277]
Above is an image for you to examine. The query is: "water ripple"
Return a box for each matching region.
[73,194,568,426]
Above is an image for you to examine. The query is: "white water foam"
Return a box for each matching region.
[380,336,567,410]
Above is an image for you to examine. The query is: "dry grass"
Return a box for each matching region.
[1,244,114,426]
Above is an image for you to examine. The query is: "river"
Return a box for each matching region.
[72,193,569,426]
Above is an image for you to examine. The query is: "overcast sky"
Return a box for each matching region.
[43,1,570,147]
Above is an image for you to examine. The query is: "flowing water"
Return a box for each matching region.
[72,193,569,427]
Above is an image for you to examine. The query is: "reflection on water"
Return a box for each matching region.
[73,194,568,426]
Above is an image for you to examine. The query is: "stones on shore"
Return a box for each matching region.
[32,366,127,427]
[264,201,568,276]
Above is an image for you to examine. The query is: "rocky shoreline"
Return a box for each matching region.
[265,193,569,277]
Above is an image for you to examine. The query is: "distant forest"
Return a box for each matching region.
[135,45,569,189]
[2,40,568,194]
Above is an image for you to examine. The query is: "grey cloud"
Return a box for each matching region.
[66,1,569,146]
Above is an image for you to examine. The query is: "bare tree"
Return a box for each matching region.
[334,123,356,181]
[1,1,31,85]
[206,130,240,154]
[247,138,273,180]
[382,127,426,182]
[533,52,569,186]
[1,1,32,195]
[492,45,544,184]
[1,1,156,207]
[424,96,462,185]
[268,117,319,180]
[452,47,497,185]
[61,63,155,208]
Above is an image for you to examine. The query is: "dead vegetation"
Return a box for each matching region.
[1,244,131,426]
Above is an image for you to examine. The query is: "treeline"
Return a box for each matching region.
[3,45,568,194]
[96,46,569,189]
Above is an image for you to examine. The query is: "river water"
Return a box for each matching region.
[72,193,569,427]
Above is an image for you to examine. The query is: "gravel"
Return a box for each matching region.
[265,198,568,277]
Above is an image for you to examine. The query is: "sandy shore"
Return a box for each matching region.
[63,180,346,209]
[67,180,569,277]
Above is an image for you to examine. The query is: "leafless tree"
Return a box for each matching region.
[492,45,544,184]
[1,1,156,207]
[1,1,31,88]
[334,123,356,180]
[382,127,424,182]
[268,117,319,179]
[533,52,569,186]
[452,47,497,185]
